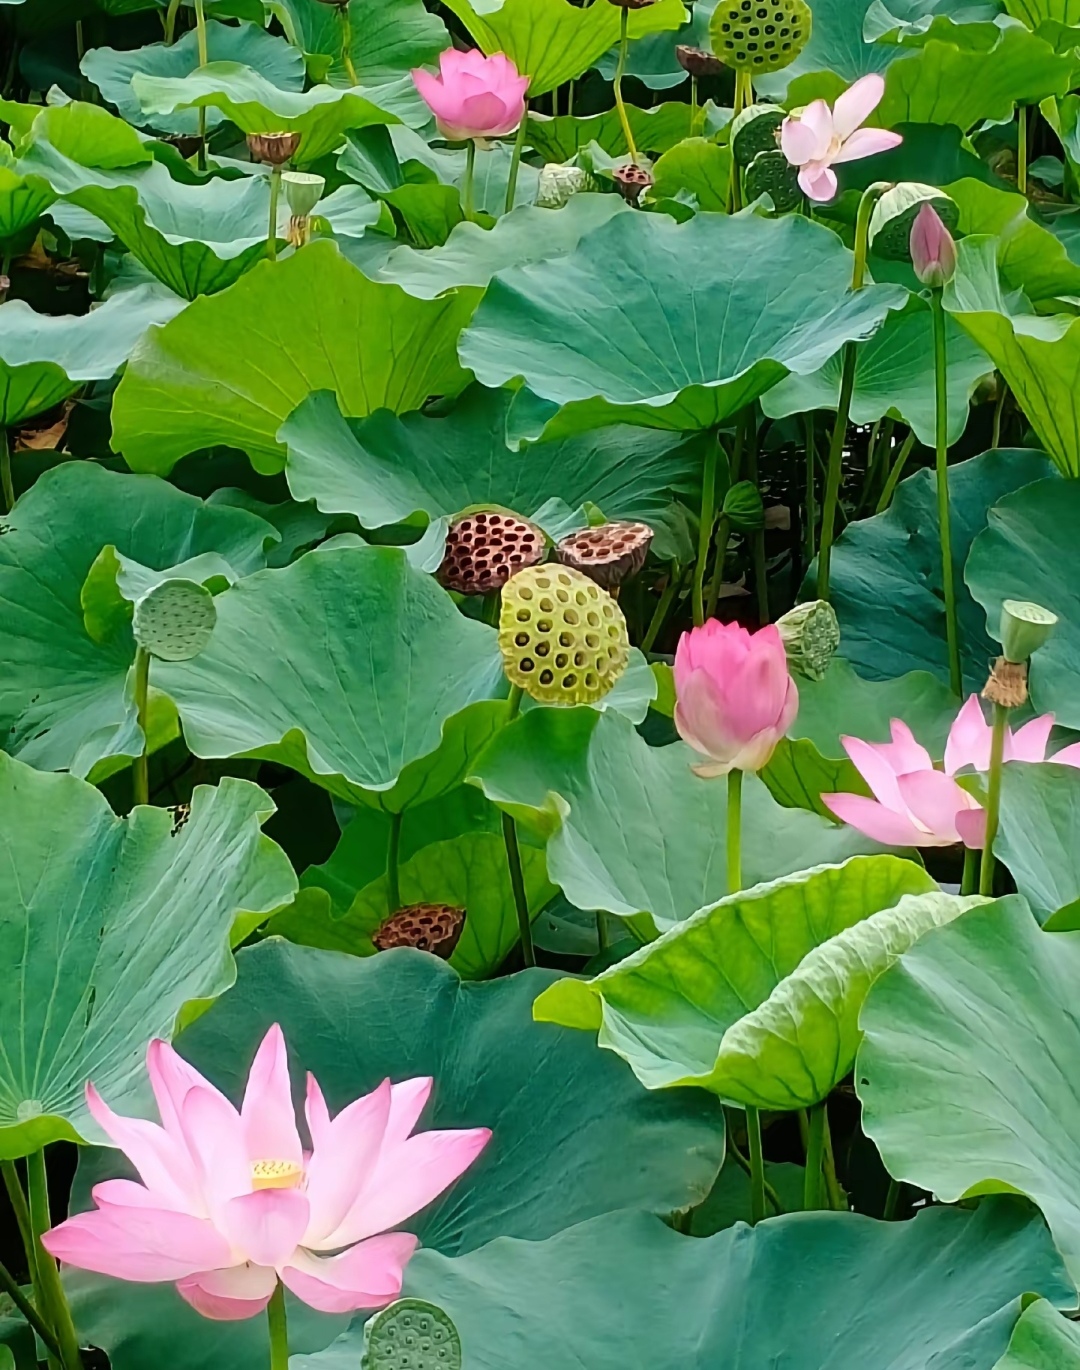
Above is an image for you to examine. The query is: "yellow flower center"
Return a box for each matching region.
[251,1159,303,1191]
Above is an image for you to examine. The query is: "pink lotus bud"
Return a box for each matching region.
[673,620,799,777]
[910,201,957,287]
[411,49,529,143]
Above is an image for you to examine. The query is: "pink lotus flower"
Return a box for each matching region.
[411,49,529,142]
[43,1027,490,1321]
[823,695,1080,849]
[674,620,799,777]
[910,202,957,288]
[780,74,903,202]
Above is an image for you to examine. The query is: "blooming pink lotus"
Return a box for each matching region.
[674,620,799,777]
[43,1027,490,1320]
[910,202,957,288]
[780,74,903,202]
[412,49,529,142]
[823,695,1080,849]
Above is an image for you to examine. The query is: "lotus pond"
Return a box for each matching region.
[4,0,1080,1366]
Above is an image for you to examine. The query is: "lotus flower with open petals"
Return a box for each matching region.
[780,74,903,202]
[42,1027,490,1320]
[412,49,529,142]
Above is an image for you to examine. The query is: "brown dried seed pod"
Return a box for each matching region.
[613,163,653,204]
[373,904,465,959]
[246,131,302,165]
[437,511,545,596]
[675,45,726,77]
[161,133,204,160]
[556,521,654,589]
[982,658,1029,711]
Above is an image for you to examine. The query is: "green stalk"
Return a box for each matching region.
[194,0,209,169]
[0,426,13,514]
[3,1162,39,1302]
[931,290,962,697]
[500,686,534,967]
[0,1260,61,1360]
[504,99,530,214]
[803,413,817,570]
[690,74,698,130]
[692,434,719,626]
[339,5,359,86]
[883,1178,901,1221]
[385,809,403,914]
[803,1101,826,1211]
[27,1151,82,1370]
[745,1105,766,1224]
[727,768,743,893]
[821,1110,842,1210]
[991,376,1006,450]
[727,1130,784,1214]
[1017,103,1028,198]
[742,411,769,624]
[704,515,731,620]
[267,165,282,259]
[978,701,1008,896]
[164,0,181,43]
[961,845,979,897]
[267,1282,289,1370]
[462,138,477,221]
[641,563,681,653]
[875,430,916,515]
[132,645,150,808]
[613,7,639,164]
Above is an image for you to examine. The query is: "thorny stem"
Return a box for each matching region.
[641,563,682,653]
[745,1105,766,1224]
[499,686,534,967]
[961,845,979,897]
[0,1259,61,1359]
[267,164,282,259]
[692,434,719,626]
[613,7,639,164]
[804,1100,826,1210]
[727,768,743,893]
[267,1281,289,1370]
[875,430,916,514]
[194,0,209,168]
[132,645,150,808]
[462,138,477,221]
[0,427,13,514]
[979,702,1009,896]
[385,809,403,914]
[164,0,181,43]
[339,5,359,86]
[504,100,530,214]
[28,1151,83,1370]
[931,290,963,697]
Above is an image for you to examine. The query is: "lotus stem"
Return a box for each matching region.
[821,1110,843,1209]
[883,1177,901,1220]
[164,0,181,43]
[804,1100,826,1210]
[961,845,979,896]
[727,1129,784,1214]
[27,1151,83,1370]
[133,645,150,808]
[339,5,359,86]
[727,767,743,893]
[641,562,681,653]
[499,685,534,967]
[978,702,1008,896]
[504,99,530,214]
[267,1282,289,1370]
[194,0,208,168]
[462,138,477,222]
[267,164,282,259]
[705,514,731,620]
[803,414,817,570]
[745,1105,766,1224]
[742,412,769,625]
[991,375,1007,449]
[385,809,402,914]
[816,344,856,601]
[613,7,640,165]
[0,427,12,514]
[875,430,916,514]
[0,1258,61,1360]
[3,1162,39,1305]
[692,434,719,626]
[931,291,963,697]
[1017,103,1028,198]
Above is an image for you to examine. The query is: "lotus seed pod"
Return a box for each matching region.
[373,905,465,960]
[555,521,654,589]
[675,45,726,77]
[362,1300,462,1370]
[869,183,959,261]
[437,511,545,596]
[132,579,217,662]
[731,103,784,167]
[1000,598,1057,664]
[776,599,840,681]
[710,0,812,74]
[499,564,630,705]
[613,163,653,204]
[246,131,302,166]
[283,170,325,217]
[744,149,802,212]
[536,163,590,209]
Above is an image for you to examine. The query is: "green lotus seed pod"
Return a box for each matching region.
[536,163,591,208]
[731,103,784,167]
[776,599,840,681]
[710,0,812,74]
[499,564,630,705]
[132,579,217,662]
[743,149,802,212]
[1000,598,1057,664]
[362,1300,462,1370]
[282,171,325,217]
[869,183,959,262]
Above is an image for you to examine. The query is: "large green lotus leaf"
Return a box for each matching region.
[535,858,969,1110]
[0,462,274,777]
[823,447,1056,694]
[460,212,907,444]
[651,136,732,213]
[524,102,709,162]
[297,1203,1073,1370]
[0,755,295,1159]
[272,831,557,979]
[81,22,305,134]
[994,1299,1080,1370]
[157,546,505,805]
[858,896,1080,1287]
[0,282,185,428]
[281,384,696,539]
[439,0,687,96]
[470,709,882,931]
[1006,0,1080,24]
[995,763,1080,926]
[269,0,448,86]
[67,939,725,1370]
[0,161,54,239]
[762,659,959,817]
[762,298,990,446]
[966,478,1080,726]
[111,241,476,475]
[131,64,425,164]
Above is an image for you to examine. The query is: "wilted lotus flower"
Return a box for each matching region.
[674,620,799,777]
[910,201,957,288]
[411,49,529,142]
[43,1027,489,1320]
[780,74,902,201]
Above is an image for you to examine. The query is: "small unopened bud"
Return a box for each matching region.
[613,163,652,204]
[775,600,840,681]
[283,170,325,217]
[869,182,958,262]
[982,657,1028,710]
[999,598,1057,664]
[910,201,957,288]
[247,131,302,166]
[536,163,589,209]
[675,45,725,77]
